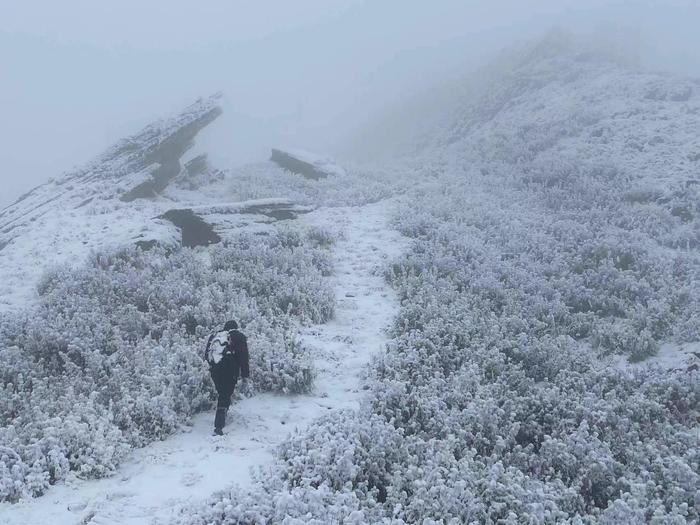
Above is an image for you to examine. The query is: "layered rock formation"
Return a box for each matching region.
[0,94,223,251]
[174,154,225,191]
[270,148,345,180]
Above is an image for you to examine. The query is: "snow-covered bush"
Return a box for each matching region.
[224,161,412,207]
[181,181,699,522]
[0,229,334,502]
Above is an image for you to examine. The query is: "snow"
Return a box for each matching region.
[0,94,224,314]
[607,341,700,372]
[0,199,179,313]
[0,198,408,525]
[184,198,314,218]
[0,193,313,314]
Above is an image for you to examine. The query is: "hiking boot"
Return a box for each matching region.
[215,407,227,430]
[213,428,223,436]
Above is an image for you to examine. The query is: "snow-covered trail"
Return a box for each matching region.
[0,199,407,525]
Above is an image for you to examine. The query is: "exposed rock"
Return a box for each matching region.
[270,148,345,180]
[134,239,160,251]
[0,94,223,250]
[160,209,222,248]
[184,154,209,177]
[119,98,223,201]
[159,199,314,247]
[174,154,225,191]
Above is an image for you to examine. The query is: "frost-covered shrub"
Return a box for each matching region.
[304,225,337,248]
[183,173,698,524]
[183,186,699,522]
[224,161,412,207]
[0,228,334,502]
[181,43,700,523]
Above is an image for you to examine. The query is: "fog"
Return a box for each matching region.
[1,0,699,208]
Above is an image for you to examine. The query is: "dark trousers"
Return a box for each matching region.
[211,368,237,430]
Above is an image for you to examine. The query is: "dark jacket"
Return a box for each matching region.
[206,329,250,381]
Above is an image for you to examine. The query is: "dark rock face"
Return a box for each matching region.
[159,199,314,248]
[270,148,345,180]
[185,154,208,174]
[120,101,223,201]
[220,200,313,220]
[271,149,328,180]
[174,154,225,191]
[160,209,222,248]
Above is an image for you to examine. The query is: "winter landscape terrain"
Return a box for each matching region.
[1,32,699,524]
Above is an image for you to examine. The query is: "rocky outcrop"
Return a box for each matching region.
[119,98,223,200]
[160,209,222,248]
[270,148,345,180]
[174,154,225,191]
[0,94,223,250]
[159,199,314,247]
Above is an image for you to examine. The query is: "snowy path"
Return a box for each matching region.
[0,199,407,525]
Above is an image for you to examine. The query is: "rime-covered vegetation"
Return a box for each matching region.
[1,32,699,523]
[0,229,334,502]
[181,38,700,523]
[225,162,410,207]
[179,195,700,523]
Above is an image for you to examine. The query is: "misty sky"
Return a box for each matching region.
[2,0,699,208]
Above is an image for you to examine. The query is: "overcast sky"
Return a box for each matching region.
[1,0,699,207]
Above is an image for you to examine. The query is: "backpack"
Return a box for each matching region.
[205,330,231,365]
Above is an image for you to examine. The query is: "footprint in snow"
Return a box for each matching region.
[180,471,203,487]
[105,490,136,501]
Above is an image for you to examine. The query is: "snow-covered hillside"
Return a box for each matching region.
[432,34,700,190]
[1,32,699,524]
[176,36,699,524]
[410,32,700,366]
[0,95,220,310]
[0,95,320,313]
[0,200,408,525]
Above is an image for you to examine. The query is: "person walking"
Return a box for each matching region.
[204,320,250,435]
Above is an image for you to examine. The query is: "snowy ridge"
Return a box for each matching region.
[429,37,700,190]
[0,95,226,312]
[0,93,222,240]
[0,199,408,525]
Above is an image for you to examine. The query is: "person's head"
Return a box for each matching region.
[224,320,238,331]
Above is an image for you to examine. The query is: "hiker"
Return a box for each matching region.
[204,320,250,435]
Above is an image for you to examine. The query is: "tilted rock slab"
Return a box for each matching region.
[270,148,345,180]
[0,94,222,251]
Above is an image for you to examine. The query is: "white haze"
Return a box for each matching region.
[1,0,699,208]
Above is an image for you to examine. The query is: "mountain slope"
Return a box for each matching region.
[0,95,319,312]
[0,200,407,525]
[0,95,223,311]
[178,35,700,524]
[0,94,223,243]
[433,34,699,186]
